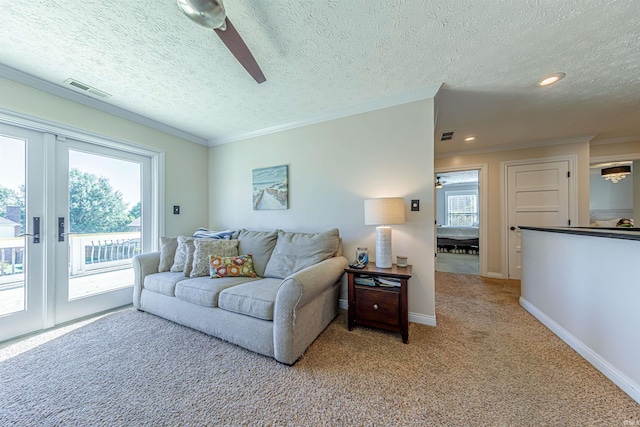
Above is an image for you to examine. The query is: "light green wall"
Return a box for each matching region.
[0,77,209,236]
[209,99,437,323]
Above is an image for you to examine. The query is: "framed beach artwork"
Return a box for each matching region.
[252,165,288,210]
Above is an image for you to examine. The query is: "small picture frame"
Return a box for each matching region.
[252,165,288,210]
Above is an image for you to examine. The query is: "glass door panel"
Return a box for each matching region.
[0,135,26,315]
[55,139,151,324]
[0,125,45,342]
[67,150,141,299]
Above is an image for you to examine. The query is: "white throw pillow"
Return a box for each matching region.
[170,236,196,274]
[158,237,178,272]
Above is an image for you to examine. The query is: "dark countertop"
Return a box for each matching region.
[519,226,640,241]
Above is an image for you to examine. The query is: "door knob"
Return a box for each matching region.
[510,226,517,231]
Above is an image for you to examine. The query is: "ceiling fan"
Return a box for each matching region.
[176,0,266,84]
[435,176,446,189]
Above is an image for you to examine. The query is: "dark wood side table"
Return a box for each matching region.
[345,263,412,343]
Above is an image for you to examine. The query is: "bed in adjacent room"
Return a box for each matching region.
[590,209,634,228]
[436,226,479,252]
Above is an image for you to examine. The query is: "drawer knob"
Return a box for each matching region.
[373,304,379,310]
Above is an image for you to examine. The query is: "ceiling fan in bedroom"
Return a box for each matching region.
[176,0,266,84]
[435,176,446,189]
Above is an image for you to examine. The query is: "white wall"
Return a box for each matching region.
[209,99,437,324]
[0,78,209,237]
[589,169,633,211]
[520,229,640,404]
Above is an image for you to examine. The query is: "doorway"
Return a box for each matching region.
[0,122,158,341]
[434,166,487,276]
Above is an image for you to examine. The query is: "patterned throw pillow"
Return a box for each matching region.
[210,254,258,279]
[190,239,239,278]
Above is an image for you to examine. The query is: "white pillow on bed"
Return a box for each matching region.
[592,219,620,228]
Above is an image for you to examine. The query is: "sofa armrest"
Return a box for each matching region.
[273,256,348,364]
[132,252,160,309]
[279,256,349,309]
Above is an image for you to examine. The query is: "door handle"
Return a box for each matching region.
[19,217,41,243]
[510,226,517,231]
[58,217,65,242]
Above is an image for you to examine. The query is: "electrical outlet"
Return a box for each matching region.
[411,200,420,211]
[173,205,180,215]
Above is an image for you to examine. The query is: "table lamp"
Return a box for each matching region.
[364,198,405,268]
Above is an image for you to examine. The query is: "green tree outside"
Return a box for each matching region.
[0,169,135,235]
[129,201,141,220]
[68,168,133,234]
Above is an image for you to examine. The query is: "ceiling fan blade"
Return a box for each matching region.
[214,18,266,84]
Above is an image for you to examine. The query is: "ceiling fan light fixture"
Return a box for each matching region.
[538,72,566,87]
[177,0,226,30]
[601,165,631,183]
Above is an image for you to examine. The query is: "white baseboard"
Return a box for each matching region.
[409,312,436,326]
[520,297,640,404]
[338,299,436,327]
[485,271,505,279]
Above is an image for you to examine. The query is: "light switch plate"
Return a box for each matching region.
[173,205,180,214]
[411,200,420,211]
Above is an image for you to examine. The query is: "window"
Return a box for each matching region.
[446,190,478,226]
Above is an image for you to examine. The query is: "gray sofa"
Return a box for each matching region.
[132,228,348,364]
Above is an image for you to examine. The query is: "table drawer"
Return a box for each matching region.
[355,286,400,326]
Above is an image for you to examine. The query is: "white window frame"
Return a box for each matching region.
[445,189,479,226]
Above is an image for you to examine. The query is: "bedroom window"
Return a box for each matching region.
[446,190,478,226]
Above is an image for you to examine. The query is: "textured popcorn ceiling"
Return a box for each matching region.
[1,1,639,154]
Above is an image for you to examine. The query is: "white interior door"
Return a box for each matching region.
[507,160,570,279]
[0,124,46,341]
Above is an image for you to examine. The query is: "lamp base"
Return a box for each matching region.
[375,226,392,268]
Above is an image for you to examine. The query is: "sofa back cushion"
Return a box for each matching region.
[237,229,278,277]
[158,237,178,272]
[263,229,339,279]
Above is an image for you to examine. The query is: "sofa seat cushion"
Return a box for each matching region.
[144,272,187,296]
[218,278,282,320]
[175,276,259,308]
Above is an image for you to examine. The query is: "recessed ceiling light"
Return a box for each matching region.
[538,72,566,86]
[464,136,476,142]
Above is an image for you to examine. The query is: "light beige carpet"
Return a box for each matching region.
[1,272,639,426]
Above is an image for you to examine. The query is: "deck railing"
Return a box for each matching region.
[0,232,140,282]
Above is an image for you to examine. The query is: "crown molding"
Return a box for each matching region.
[0,64,208,146]
[209,83,443,145]
[590,136,640,146]
[435,134,597,159]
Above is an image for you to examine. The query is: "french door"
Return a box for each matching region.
[0,122,155,341]
[0,125,46,341]
[54,138,152,323]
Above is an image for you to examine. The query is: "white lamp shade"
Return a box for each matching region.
[364,198,405,225]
